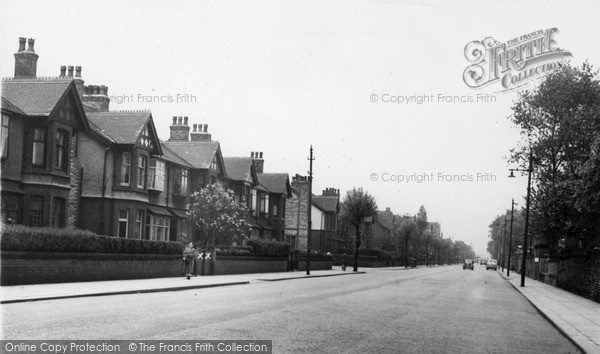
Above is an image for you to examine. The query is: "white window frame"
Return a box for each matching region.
[148,159,165,191]
[121,153,131,186]
[137,155,147,189]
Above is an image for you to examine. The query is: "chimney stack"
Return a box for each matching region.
[190,122,212,142]
[168,115,190,141]
[322,187,340,197]
[252,151,264,174]
[82,82,111,112]
[14,37,39,78]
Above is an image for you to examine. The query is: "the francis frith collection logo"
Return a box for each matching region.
[463,28,571,91]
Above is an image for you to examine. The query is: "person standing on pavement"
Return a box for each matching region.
[183,242,196,280]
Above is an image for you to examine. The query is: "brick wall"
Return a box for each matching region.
[556,251,600,303]
[1,252,294,285]
[1,252,183,285]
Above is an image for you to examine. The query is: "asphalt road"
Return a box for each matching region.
[1,265,580,353]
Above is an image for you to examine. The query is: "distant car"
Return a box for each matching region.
[463,259,474,270]
[486,259,498,270]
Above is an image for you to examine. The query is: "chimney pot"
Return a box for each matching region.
[26,38,35,52]
[172,116,177,125]
[251,152,254,158]
[184,116,188,125]
[18,37,26,52]
[193,124,197,132]
[75,66,81,78]
[67,66,74,77]
[259,152,263,159]
[178,116,182,125]
[60,65,66,77]
[204,124,208,133]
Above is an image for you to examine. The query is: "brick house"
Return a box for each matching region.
[1,38,90,228]
[223,155,261,239]
[257,172,292,241]
[162,120,230,244]
[311,188,341,253]
[225,153,291,241]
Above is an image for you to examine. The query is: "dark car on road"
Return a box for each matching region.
[463,259,474,270]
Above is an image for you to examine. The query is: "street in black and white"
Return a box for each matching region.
[1,267,579,353]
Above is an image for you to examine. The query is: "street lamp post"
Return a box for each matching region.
[509,153,533,287]
[507,198,516,277]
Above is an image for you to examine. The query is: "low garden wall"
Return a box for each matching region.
[0,251,183,285]
[1,252,292,285]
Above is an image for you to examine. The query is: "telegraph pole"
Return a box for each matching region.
[306,146,314,275]
[501,217,507,272]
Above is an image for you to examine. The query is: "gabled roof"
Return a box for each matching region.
[86,111,161,155]
[162,140,224,171]
[1,78,74,116]
[258,173,291,197]
[1,96,25,115]
[160,142,194,168]
[312,195,339,213]
[223,157,255,182]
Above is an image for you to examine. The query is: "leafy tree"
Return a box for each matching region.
[341,187,378,271]
[509,62,600,252]
[187,183,251,249]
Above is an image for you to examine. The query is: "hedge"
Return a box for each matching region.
[246,239,290,257]
[0,224,184,255]
[214,245,253,256]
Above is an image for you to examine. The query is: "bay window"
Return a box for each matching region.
[32,129,46,166]
[120,153,131,186]
[148,159,165,191]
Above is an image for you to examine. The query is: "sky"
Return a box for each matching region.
[2,0,599,256]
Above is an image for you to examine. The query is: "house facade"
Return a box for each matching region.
[1,38,89,229]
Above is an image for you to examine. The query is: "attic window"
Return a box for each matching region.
[210,156,218,171]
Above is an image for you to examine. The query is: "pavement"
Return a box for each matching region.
[498,269,600,354]
[0,266,366,304]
